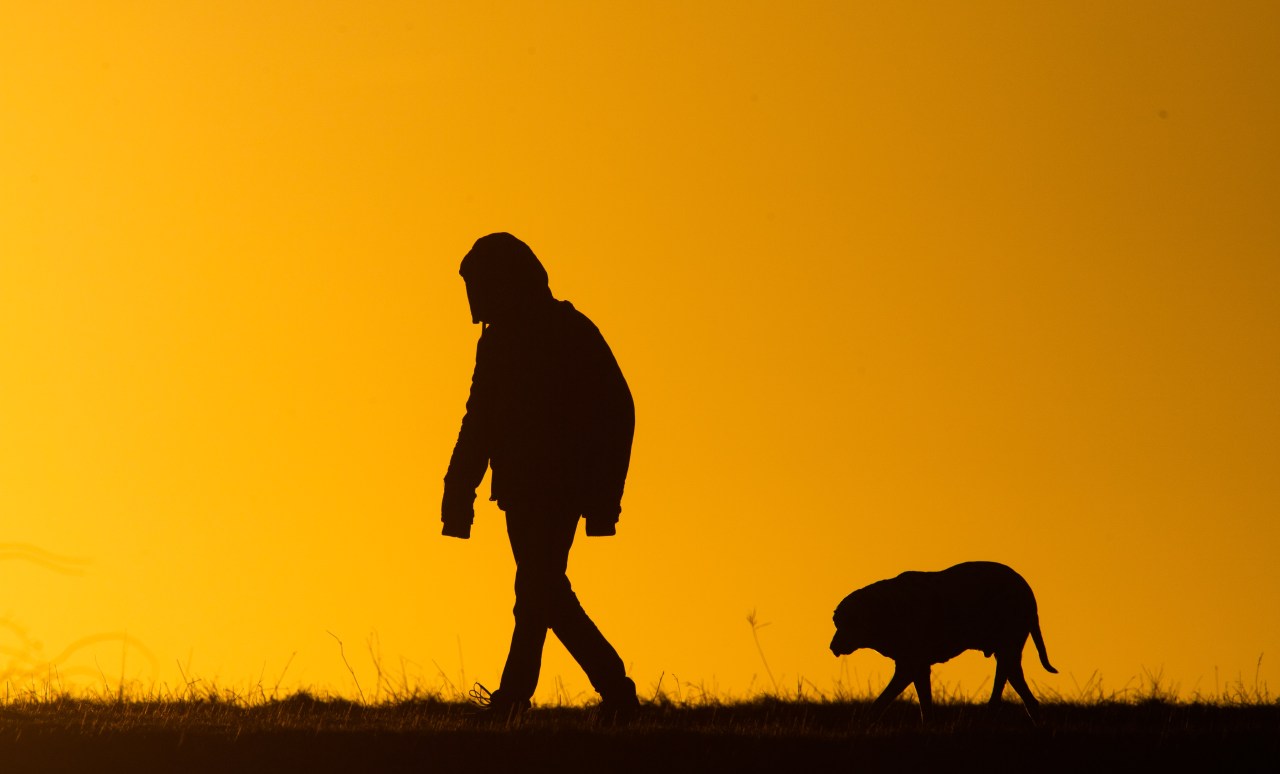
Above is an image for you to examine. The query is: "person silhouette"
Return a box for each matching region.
[442,232,639,722]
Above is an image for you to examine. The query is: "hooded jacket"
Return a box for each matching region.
[442,235,634,536]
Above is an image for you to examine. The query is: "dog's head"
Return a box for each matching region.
[830,589,871,656]
[830,579,900,656]
[829,627,858,657]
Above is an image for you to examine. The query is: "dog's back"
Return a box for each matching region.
[919,562,1051,667]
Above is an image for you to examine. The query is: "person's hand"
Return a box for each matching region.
[441,488,475,540]
[442,520,472,539]
[584,513,618,537]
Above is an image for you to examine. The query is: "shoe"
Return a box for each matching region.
[594,692,641,727]
[466,683,529,726]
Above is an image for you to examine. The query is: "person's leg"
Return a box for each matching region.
[491,508,557,706]
[495,507,635,706]
[535,510,635,704]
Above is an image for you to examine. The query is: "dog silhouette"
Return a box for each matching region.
[831,561,1057,721]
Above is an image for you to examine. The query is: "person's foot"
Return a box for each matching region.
[466,683,530,726]
[594,689,641,727]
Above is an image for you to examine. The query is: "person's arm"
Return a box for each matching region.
[442,333,493,539]
[580,326,634,536]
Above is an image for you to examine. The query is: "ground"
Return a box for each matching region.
[1,697,1276,773]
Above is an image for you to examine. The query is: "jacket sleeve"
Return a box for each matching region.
[442,333,493,537]
[580,327,634,534]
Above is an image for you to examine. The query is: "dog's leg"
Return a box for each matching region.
[912,666,933,723]
[989,657,1009,706]
[870,663,915,719]
[1005,656,1042,723]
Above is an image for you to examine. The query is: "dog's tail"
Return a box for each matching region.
[1031,612,1058,674]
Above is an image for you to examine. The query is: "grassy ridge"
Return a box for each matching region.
[1,696,1277,773]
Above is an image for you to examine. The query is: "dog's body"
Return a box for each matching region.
[831,561,1057,721]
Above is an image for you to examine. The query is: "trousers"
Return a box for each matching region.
[496,506,632,702]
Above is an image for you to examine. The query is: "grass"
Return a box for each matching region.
[0,677,1276,774]
[2,625,1275,771]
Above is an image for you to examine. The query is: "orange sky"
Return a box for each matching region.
[2,1,1278,703]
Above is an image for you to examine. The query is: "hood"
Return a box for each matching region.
[459,232,553,325]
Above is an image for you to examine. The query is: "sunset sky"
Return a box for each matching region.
[2,1,1277,703]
